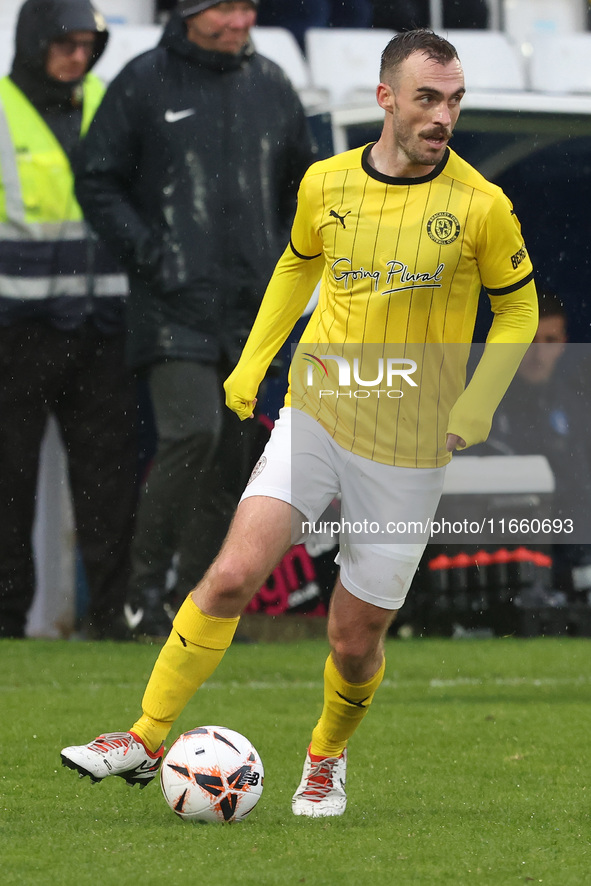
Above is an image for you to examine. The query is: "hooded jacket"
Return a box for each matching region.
[0,0,126,332]
[10,0,108,129]
[75,12,315,369]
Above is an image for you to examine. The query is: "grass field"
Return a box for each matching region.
[1,635,589,885]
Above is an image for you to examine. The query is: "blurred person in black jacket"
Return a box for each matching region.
[75,0,315,636]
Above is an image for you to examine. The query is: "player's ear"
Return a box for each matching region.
[376,82,395,112]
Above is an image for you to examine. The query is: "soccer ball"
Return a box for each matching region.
[160,726,264,823]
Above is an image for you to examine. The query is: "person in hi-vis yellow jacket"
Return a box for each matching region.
[0,0,137,641]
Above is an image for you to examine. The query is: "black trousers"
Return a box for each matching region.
[0,321,138,637]
[129,359,259,604]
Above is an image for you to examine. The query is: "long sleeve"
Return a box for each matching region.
[447,278,539,447]
[224,243,323,419]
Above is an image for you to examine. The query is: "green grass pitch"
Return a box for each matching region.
[1,636,589,885]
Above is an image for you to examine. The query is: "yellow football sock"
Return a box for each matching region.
[130,596,240,752]
[310,653,386,758]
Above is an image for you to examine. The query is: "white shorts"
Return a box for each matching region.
[241,408,446,610]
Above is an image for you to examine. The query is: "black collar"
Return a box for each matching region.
[361,143,450,185]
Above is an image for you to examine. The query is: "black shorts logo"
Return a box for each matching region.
[427,212,460,245]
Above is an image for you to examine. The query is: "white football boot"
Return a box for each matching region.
[292,746,347,817]
[61,731,163,787]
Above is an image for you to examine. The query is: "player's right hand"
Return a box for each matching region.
[228,396,257,420]
[224,369,258,420]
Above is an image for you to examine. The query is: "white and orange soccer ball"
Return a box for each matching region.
[160,726,264,823]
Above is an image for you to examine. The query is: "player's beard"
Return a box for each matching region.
[393,111,451,170]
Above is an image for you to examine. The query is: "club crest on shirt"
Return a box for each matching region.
[426,211,460,245]
[247,455,267,486]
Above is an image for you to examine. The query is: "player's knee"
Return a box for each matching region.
[329,631,375,669]
[328,614,391,671]
[206,554,260,607]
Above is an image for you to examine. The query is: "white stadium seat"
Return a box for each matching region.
[503,0,586,47]
[250,26,329,111]
[305,28,396,107]
[441,30,526,92]
[529,33,591,94]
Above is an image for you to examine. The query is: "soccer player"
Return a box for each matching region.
[61,29,538,816]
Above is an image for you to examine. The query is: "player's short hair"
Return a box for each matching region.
[380,29,459,84]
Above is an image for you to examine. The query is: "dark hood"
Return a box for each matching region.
[10,0,109,109]
[160,12,254,73]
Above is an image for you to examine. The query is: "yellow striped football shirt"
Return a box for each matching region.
[285,144,538,467]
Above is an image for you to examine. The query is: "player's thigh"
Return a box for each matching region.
[197,409,342,615]
[194,495,296,616]
[241,407,341,531]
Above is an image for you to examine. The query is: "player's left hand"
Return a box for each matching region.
[446,433,466,452]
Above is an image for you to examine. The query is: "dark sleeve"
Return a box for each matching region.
[74,64,161,280]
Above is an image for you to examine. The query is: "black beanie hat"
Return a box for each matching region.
[177,0,258,19]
